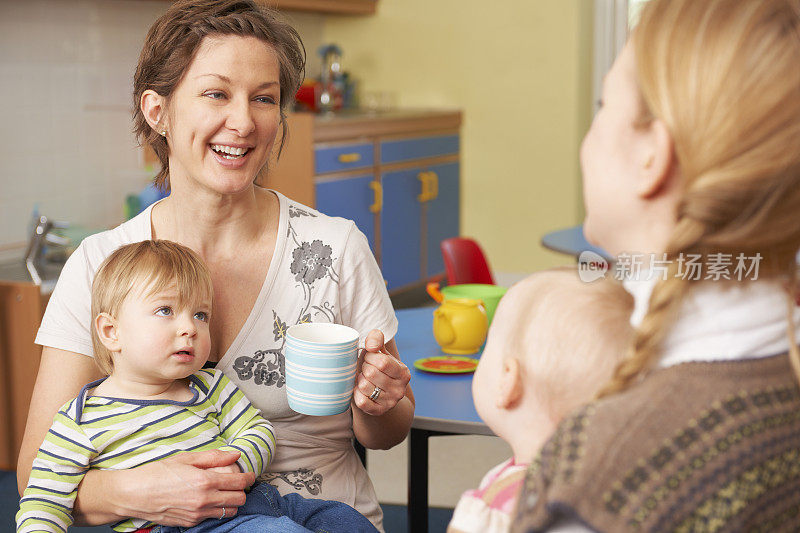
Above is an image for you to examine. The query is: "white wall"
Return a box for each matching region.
[0,1,324,257]
[0,1,169,252]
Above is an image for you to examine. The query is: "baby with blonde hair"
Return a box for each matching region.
[88,238,214,377]
[448,267,633,533]
[18,240,377,533]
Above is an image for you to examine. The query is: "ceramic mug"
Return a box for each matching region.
[285,323,359,416]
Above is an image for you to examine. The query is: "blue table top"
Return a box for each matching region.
[540,225,610,259]
[395,307,492,436]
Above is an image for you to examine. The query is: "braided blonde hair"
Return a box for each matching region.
[599,0,800,397]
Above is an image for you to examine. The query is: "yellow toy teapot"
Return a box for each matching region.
[432,298,488,355]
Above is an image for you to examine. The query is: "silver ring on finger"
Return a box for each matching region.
[369,386,382,401]
[220,507,227,520]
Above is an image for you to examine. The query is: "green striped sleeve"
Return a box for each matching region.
[17,409,95,533]
[213,372,276,475]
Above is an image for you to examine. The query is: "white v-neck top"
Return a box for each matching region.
[37,190,398,530]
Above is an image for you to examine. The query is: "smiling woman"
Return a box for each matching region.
[131,0,304,192]
[17,1,414,532]
[140,35,284,197]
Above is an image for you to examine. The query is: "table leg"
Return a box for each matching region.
[408,428,452,533]
[408,428,428,533]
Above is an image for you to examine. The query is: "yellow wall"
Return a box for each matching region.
[324,0,594,273]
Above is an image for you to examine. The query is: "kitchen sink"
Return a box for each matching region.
[0,260,63,294]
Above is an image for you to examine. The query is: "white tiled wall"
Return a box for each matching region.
[0,0,170,251]
[0,0,324,255]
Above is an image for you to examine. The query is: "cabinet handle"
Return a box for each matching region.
[369,181,383,214]
[428,171,439,201]
[417,172,431,202]
[338,153,362,163]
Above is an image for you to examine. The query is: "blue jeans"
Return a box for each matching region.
[156,482,378,533]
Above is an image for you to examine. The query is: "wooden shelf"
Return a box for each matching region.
[312,109,463,143]
[138,0,377,16]
[258,0,377,15]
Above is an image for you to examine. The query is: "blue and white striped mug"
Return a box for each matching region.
[285,323,359,416]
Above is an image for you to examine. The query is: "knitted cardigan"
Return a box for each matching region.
[512,353,800,533]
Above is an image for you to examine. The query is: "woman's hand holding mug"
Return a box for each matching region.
[354,329,411,416]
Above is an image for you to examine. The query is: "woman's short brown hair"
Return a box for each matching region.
[132,0,305,191]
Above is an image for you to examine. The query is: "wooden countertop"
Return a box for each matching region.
[303,109,462,143]
[0,261,60,294]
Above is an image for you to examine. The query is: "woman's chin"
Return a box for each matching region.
[582,220,600,247]
[582,221,617,256]
[199,169,261,196]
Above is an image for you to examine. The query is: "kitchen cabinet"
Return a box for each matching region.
[0,282,45,470]
[261,0,377,15]
[379,154,460,289]
[315,173,377,251]
[264,110,462,293]
[381,167,424,288]
[423,161,460,278]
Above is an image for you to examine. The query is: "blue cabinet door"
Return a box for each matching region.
[315,174,376,251]
[381,168,423,290]
[425,162,460,277]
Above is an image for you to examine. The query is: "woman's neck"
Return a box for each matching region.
[152,185,277,258]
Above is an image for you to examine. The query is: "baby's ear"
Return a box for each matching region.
[95,313,120,352]
[496,358,523,410]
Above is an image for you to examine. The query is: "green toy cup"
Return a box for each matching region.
[427,282,508,325]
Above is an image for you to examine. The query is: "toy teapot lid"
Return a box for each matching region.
[443,297,484,308]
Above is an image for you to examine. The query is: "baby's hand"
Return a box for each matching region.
[205,464,242,474]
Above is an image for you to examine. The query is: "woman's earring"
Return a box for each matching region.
[160,130,167,136]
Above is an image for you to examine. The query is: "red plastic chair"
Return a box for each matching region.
[440,237,495,285]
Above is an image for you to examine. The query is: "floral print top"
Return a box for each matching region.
[37,191,398,530]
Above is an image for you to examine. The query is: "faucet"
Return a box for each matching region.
[24,215,69,285]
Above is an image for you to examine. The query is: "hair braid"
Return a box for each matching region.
[597,269,684,397]
[597,217,707,397]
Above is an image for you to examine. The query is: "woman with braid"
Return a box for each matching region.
[513,1,800,531]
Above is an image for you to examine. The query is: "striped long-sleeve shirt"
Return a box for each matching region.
[16,368,276,533]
